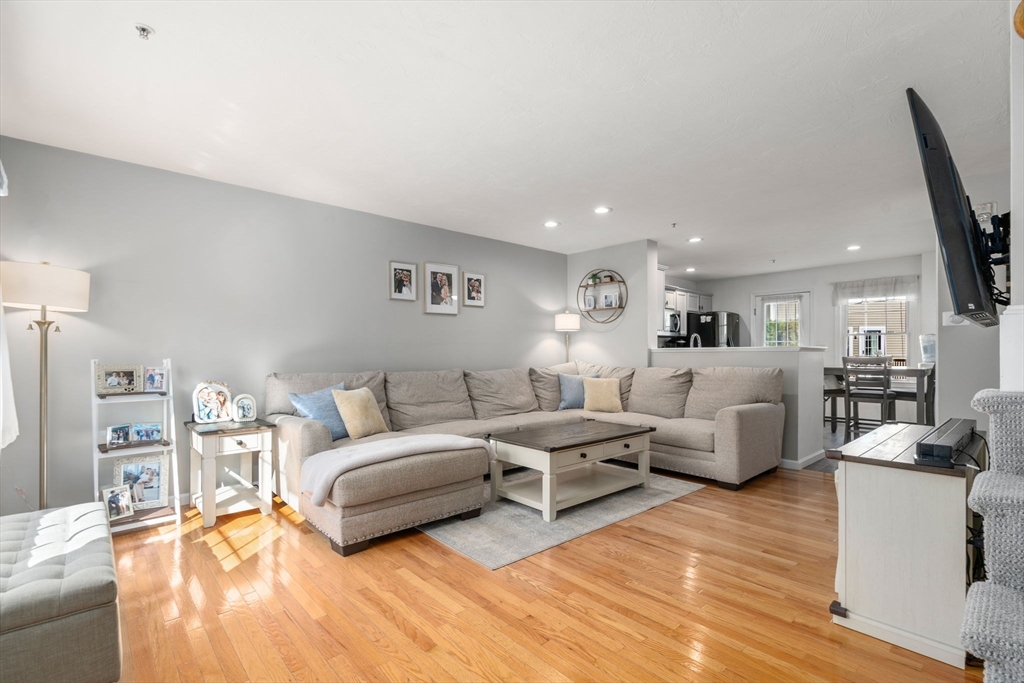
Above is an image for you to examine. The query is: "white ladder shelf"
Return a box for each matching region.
[91,358,181,533]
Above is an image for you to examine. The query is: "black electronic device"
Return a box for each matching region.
[906,88,1010,327]
[915,418,977,467]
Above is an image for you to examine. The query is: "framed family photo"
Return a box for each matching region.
[193,381,233,423]
[233,394,256,422]
[424,262,459,315]
[95,364,144,396]
[102,484,134,521]
[144,366,167,393]
[389,261,417,301]
[463,272,485,307]
[114,454,169,510]
[106,423,132,448]
[132,422,162,443]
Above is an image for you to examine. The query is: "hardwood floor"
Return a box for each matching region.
[113,469,983,683]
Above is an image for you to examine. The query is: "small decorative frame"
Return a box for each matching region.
[143,366,167,393]
[113,453,170,510]
[192,381,233,423]
[389,261,417,301]
[102,484,135,521]
[132,422,162,443]
[424,262,459,315]
[95,364,144,396]
[106,423,132,448]
[463,272,485,307]
[232,394,257,422]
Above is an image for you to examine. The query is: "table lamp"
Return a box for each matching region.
[1,261,90,509]
[555,311,580,363]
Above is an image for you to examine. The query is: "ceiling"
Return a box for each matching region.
[0,1,1011,280]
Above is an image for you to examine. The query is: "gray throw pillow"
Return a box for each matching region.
[288,382,347,439]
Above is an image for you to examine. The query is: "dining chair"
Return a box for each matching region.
[842,356,895,442]
[823,374,845,433]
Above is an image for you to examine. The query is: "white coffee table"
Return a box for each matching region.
[490,421,655,521]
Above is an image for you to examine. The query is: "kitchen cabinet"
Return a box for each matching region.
[665,291,676,309]
[685,292,700,312]
[699,295,712,312]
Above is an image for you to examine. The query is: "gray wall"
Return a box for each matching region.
[566,240,655,367]
[0,137,568,515]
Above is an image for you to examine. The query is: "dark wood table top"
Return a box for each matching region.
[492,420,655,452]
[824,363,934,377]
[184,417,276,435]
[825,422,981,478]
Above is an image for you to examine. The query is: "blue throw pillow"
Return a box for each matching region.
[557,373,597,410]
[288,382,348,440]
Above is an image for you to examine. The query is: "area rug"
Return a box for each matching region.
[417,470,703,570]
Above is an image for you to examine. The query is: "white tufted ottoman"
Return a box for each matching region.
[0,502,121,683]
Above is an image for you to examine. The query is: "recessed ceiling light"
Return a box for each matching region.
[544,221,559,228]
[847,245,861,251]
[688,237,702,243]
[594,206,612,214]
[685,268,696,272]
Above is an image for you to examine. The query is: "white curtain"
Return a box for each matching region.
[831,275,919,305]
[0,284,19,449]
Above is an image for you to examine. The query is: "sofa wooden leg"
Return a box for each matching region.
[766,466,778,475]
[460,508,482,520]
[716,480,743,491]
[331,539,369,557]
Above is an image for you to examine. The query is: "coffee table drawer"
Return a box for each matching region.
[554,444,605,470]
[606,435,649,458]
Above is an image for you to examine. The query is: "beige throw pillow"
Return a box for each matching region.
[332,388,389,439]
[583,377,623,413]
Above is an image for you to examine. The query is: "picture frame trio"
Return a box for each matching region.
[389,261,485,314]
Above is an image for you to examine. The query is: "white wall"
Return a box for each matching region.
[567,240,655,367]
[0,137,569,515]
[1001,4,1024,391]
[699,255,924,364]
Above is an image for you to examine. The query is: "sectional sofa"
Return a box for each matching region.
[263,360,785,554]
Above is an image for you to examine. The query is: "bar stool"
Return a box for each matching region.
[842,356,895,442]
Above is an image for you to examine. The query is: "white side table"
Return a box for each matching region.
[185,418,276,528]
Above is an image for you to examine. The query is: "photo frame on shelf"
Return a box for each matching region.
[192,381,233,423]
[463,272,485,307]
[144,366,167,393]
[106,423,132,448]
[389,261,417,301]
[232,394,256,422]
[113,454,169,510]
[95,364,144,396]
[132,422,162,443]
[424,262,459,315]
[102,484,134,521]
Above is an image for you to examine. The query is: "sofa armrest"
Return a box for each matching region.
[714,402,785,486]
[266,413,334,509]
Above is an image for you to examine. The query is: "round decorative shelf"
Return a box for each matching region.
[577,269,628,324]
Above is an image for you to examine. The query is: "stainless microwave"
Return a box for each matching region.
[660,310,682,336]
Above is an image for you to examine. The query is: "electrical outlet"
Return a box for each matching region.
[942,311,971,326]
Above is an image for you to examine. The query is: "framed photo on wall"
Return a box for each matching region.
[389,261,417,301]
[424,262,459,315]
[463,272,485,307]
[113,454,169,510]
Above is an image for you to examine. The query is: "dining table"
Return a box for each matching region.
[824,362,935,426]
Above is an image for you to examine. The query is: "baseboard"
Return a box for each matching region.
[779,449,826,470]
[833,612,965,669]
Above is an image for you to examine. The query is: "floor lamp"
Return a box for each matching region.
[555,311,580,363]
[1,261,90,509]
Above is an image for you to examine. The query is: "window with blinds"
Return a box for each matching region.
[754,293,807,347]
[845,297,908,363]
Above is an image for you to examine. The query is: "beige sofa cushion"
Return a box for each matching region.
[401,417,520,439]
[528,362,579,411]
[506,410,586,430]
[575,361,635,408]
[628,367,693,419]
[265,370,392,430]
[683,367,784,420]
[583,377,623,413]
[645,417,715,452]
[464,368,539,419]
[385,369,475,430]
[333,388,389,439]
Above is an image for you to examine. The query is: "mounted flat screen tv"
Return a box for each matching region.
[906,87,1007,327]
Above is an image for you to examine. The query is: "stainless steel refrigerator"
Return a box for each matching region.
[686,312,742,347]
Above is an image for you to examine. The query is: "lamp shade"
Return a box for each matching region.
[0,262,90,312]
[555,313,580,332]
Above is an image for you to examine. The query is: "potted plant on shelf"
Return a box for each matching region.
[589,272,601,285]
